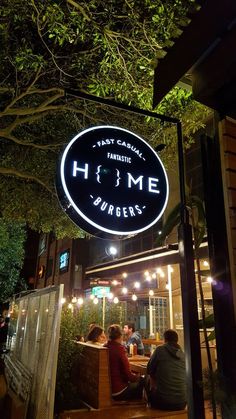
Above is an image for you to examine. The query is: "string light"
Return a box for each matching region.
[61,297,66,304]
[134,281,140,289]
[122,287,128,294]
[93,297,99,305]
[77,297,84,305]
[149,290,154,296]
[113,297,119,304]
[132,294,138,301]
[112,280,118,286]
[68,303,73,309]
[122,272,127,278]
[71,296,77,303]
[156,268,165,277]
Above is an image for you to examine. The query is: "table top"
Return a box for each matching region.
[129,358,149,374]
[142,339,164,345]
[128,355,150,362]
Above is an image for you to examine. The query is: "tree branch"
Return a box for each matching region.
[0,167,55,195]
[0,132,61,149]
[66,0,91,21]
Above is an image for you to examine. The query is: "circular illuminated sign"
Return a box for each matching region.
[56,126,169,239]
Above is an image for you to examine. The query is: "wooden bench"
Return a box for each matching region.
[73,341,112,409]
[68,342,187,419]
[59,406,188,419]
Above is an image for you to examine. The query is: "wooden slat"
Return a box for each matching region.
[227,190,236,208]
[222,136,236,153]
[222,119,236,138]
[230,229,236,249]
[226,171,236,189]
[224,154,236,171]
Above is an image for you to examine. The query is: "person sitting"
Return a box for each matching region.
[123,322,144,355]
[86,325,107,345]
[146,329,187,411]
[105,324,144,401]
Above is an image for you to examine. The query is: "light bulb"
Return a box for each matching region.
[77,297,83,305]
[122,287,128,294]
[113,297,119,304]
[109,246,117,256]
[112,280,118,286]
[149,290,154,296]
[93,297,99,305]
[132,294,138,301]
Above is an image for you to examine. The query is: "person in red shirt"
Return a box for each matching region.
[105,324,144,400]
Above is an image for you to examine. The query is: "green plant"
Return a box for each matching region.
[54,300,126,413]
[54,308,84,413]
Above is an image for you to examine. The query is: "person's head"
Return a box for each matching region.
[123,322,135,337]
[87,325,106,344]
[89,322,96,330]
[108,324,123,343]
[164,329,178,344]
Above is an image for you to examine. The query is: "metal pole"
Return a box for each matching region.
[177,122,205,419]
[167,265,173,329]
[149,297,153,336]
[102,296,106,330]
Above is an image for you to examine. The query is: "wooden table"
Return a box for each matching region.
[128,355,149,374]
[142,339,164,346]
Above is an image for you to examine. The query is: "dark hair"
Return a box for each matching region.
[108,324,122,340]
[125,322,135,332]
[164,329,178,343]
[87,325,104,342]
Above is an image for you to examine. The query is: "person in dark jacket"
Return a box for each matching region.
[123,322,144,355]
[146,329,186,411]
[105,324,144,400]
